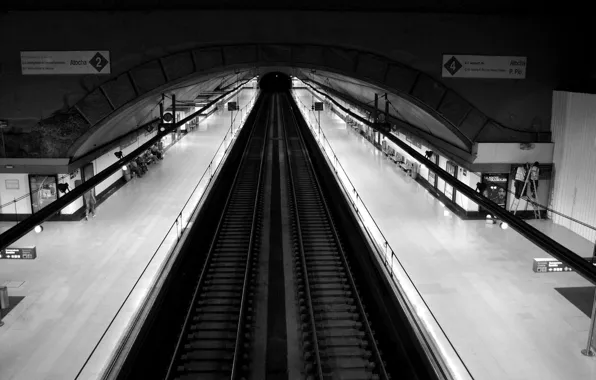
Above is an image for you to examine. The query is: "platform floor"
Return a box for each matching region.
[294,90,596,380]
[0,90,255,380]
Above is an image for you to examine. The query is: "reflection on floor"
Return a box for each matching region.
[556,287,596,318]
[293,89,596,380]
[1,297,25,319]
[0,89,255,380]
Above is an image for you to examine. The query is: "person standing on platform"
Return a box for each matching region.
[514,164,528,199]
[83,189,97,220]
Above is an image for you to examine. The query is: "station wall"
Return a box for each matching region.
[550,91,596,242]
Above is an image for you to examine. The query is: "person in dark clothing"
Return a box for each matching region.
[151,146,163,160]
[129,161,142,178]
[476,182,489,216]
[136,157,147,174]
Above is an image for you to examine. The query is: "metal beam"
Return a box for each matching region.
[0,78,254,250]
[298,80,596,285]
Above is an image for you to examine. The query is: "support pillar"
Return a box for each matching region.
[373,93,379,122]
[581,288,596,356]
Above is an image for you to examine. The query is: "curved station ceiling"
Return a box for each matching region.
[42,44,541,167]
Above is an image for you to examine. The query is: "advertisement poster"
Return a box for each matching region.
[482,173,509,208]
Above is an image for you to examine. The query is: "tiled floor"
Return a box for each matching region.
[0,89,256,380]
[293,89,596,380]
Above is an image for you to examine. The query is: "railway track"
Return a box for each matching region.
[165,94,272,380]
[281,94,390,380]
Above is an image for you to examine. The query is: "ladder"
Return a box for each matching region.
[511,173,541,219]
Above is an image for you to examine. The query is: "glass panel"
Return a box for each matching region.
[28,175,58,213]
[444,161,456,200]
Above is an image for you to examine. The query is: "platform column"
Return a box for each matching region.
[581,288,596,356]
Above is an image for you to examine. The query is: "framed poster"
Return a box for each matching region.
[427,153,439,188]
[29,175,58,213]
[482,173,509,208]
[5,179,19,190]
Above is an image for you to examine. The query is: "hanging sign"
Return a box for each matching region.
[442,55,526,79]
[21,51,111,75]
[0,246,37,260]
[532,257,596,273]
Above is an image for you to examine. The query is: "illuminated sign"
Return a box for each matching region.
[0,246,37,260]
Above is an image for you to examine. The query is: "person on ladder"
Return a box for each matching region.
[528,162,540,199]
[514,163,529,199]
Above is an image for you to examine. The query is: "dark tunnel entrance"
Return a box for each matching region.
[259,72,292,92]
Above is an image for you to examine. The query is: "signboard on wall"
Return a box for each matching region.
[442,55,526,79]
[482,173,508,208]
[21,51,111,75]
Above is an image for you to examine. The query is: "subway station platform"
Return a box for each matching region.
[0,89,255,380]
[0,87,594,380]
[293,89,596,380]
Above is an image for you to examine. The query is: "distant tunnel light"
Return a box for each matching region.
[500,222,509,230]
[34,225,43,234]
[122,165,128,171]
[114,151,123,159]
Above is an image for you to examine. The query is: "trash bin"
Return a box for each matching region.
[0,286,9,310]
[122,166,131,182]
[410,163,418,180]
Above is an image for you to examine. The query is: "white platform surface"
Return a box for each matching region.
[294,89,596,380]
[0,90,255,380]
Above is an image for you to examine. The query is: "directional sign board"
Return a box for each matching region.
[0,246,37,260]
[227,102,239,111]
[314,102,324,111]
[21,51,111,75]
[442,55,526,79]
[532,257,596,273]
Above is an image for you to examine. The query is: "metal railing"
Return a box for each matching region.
[293,93,474,380]
[73,92,259,380]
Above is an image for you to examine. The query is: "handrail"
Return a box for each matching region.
[293,88,596,284]
[164,92,266,379]
[280,95,325,380]
[0,78,254,250]
[292,93,472,380]
[73,90,259,380]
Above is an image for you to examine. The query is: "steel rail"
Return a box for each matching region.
[280,94,325,380]
[164,93,270,379]
[283,92,390,379]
